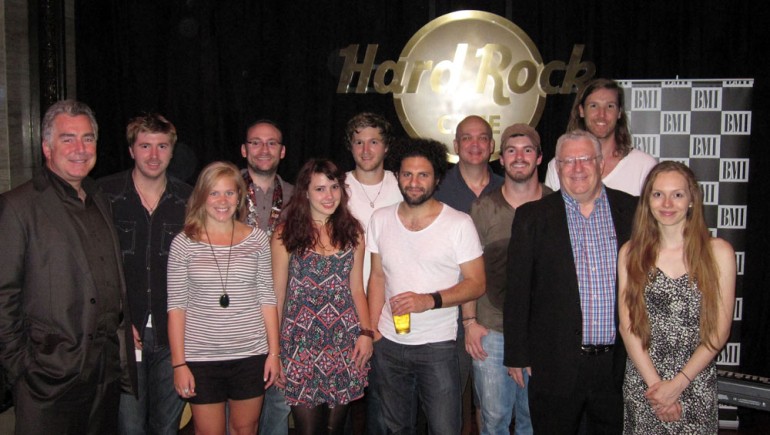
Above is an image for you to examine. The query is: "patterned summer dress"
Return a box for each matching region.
[623,269,717,434]
[281,247,369,407]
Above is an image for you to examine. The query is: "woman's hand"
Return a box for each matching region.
[352,335,373,371]
[645,377,686,409]
[263,354,281,389]
[174,365,196,398]
[654,401,682,422]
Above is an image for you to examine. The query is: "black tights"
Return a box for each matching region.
[291,404,350,435]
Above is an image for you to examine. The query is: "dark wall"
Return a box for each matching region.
[74,0,770,376]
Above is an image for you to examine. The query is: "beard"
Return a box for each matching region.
[507,164,537,183]
[400,184,435,206]
[248,161,279,177]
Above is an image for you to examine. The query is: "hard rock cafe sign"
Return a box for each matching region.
[336,10,596,160]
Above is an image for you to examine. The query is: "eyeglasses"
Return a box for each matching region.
[556,155,601,167]
[245,139,281,148]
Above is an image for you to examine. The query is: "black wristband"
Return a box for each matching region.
[431,292,443,309]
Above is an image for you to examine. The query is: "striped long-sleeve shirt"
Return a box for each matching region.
[167,227,276,361]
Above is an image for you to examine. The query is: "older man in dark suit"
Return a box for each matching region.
[503,129,637,434]
[0,100,136,434]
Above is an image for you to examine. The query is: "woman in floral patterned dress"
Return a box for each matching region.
[271,159,373,435]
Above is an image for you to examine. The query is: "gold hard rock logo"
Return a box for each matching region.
[337,10,596,159]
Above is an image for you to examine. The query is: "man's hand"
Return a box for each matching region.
[464,322,489,361]
[132,325,142,350]
[508,366,531,388]
[390,292,434,315]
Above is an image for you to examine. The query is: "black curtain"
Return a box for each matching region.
[74,0,770,377]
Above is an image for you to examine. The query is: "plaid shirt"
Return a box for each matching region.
[563,186,618,345]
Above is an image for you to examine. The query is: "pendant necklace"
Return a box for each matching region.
[204,221,235,308]
[134,183,162,214]
[360,178,385,208]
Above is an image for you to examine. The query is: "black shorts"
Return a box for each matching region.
[186,355,267,404]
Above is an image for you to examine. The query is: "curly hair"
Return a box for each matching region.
[344,112,393,150]
[624,161,722,350]
[183,161,247,239]
[280,159,362,254]
[386,137,449,184]
[567,78,632,157]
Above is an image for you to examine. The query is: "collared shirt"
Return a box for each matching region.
[48,169,122,379]
[99,170,192,346]
[241,170,294,236]
[434,165,504,214]
[563,186,618,345]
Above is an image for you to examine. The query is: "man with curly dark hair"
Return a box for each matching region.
[367,138,486,434]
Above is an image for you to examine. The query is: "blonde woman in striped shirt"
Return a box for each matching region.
[168,161,280,435]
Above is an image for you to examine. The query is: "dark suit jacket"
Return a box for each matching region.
[0,170,137,400]
[503,187,637,393]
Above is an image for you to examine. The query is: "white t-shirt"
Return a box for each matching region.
[545,148,658,196]
[367,202,483,345]
[345,170,403,291]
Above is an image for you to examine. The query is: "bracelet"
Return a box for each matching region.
[463,319,476,327]
[268,353,280,358]
[462,316,477,321]
[430,292,443,309]
[680,370,692,382]
[359,329,375,338]
[172,362,187,369]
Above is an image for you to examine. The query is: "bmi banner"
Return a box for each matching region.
[620,78,753,369]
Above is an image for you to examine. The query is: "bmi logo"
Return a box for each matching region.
[633,135,659,157]
[631,88,660,111]
[718,206,747,229]
[733,297,743,321]
[735,252,745,276]
[689,135,720,158]
[721,111,751,135]
[661,111,690,134]
[718,343,740,366]
[698,182,718,205]
[691,87,722,111]
[709,228,717,238]
[719,159,749,182]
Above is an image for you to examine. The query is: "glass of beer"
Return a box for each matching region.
[393,313,410,334]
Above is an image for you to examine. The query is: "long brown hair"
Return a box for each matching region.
[280,159,362,253]
[183,161,247,240]
[624,161,721,350]
[567,78,632,157]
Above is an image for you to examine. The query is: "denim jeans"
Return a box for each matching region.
[373,337,460,435]
[472,330,532,435]
[365,362,387,435]
[119,327,185,435]
[258,385,290,435]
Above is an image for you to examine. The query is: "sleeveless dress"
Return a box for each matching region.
[281,248,369,407]
[623,269,718,434]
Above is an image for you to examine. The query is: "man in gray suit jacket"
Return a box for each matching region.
[0,100,136,434]
[504,130,637,434]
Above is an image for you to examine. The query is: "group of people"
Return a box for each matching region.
[0,77,735,435]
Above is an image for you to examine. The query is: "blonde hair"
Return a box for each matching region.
[624,161,721,350]
[183,161,247,240]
